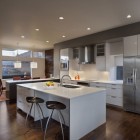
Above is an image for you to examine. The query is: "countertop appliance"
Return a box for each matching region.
[123,56,140,113]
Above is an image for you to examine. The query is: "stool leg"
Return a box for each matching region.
[36,103,43,131]
[44,109,54,140]
[37,103,44,118]
[57,110,65,140]
[25,103,33,127]
[59,110,66,127]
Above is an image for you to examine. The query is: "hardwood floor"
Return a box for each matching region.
[0,102,140,140]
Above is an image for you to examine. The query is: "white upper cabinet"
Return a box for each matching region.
[96,43,110,71]
[137,35,140,55]
[124,35,138,56]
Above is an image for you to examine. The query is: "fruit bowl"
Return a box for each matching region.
[45,81,54,89]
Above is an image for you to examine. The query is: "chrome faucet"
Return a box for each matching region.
[60,75,71,86]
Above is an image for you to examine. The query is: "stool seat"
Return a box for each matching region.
[44,101,66,140]
[46,101,66,110]
[25,96,44,131]
[26,97,44,103]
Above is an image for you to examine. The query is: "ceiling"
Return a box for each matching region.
[0,0,140,50]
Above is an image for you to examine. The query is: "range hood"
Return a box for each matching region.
[79,46,94,64]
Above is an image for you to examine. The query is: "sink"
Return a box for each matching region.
[62,85,80,88]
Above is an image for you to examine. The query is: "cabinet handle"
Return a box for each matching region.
[111,96,116,98]
[111,88,116,90]
[111,84,116,85]
[96,86,99,88]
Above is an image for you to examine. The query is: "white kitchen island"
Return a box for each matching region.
[17,82,106,140]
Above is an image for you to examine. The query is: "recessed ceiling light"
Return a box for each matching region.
[87,27,91,30]
[127,14,131,19]
[59,17,64,20]
[46,41,49,43]
[62,35,66,38]
[35,28,39,31]
[21,35,25,38]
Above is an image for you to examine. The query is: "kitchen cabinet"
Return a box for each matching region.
[124,35,138,56]
[96,43,110,71]
[106,83,123,107]
[17,86,35,117]
[90,82,123,107]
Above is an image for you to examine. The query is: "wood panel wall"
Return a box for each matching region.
[45,49,54,78]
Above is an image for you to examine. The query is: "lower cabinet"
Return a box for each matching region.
[17,86,35,119]
[90,82,123,107]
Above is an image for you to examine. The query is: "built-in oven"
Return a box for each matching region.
[60,59,69,71]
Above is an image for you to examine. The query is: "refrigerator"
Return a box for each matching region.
[123,56,140,113]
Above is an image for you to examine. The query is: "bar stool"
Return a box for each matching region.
[44,101,66,140]
[25,96,44,130]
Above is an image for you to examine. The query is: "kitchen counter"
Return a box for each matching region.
[72,79,123,84]
[17,82,105,99]
[6,78,60,101]
[17,82,106,140]
[6,77,59,83]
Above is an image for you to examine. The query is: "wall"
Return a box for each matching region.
[54,40,123,81]
[0,47,45,86]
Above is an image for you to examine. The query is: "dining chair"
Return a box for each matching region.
[0,79,6,96]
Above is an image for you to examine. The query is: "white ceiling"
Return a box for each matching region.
[0,0,140,50]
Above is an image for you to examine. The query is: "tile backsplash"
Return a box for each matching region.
[69,64,109,81]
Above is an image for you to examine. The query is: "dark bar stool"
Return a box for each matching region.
[25,96,44,130]
[44,101,66,140]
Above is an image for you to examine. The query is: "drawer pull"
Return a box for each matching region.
[111,96,116,98]
[111,88,116,90]
[111,84,116,85]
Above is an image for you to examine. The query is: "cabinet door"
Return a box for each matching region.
[138,35,140,55]
[96,56,106,71]
[124,35,138,56]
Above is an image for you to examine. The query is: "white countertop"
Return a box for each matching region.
[6,78,58,84]
[72,79,123,84]
[17,82,106,99]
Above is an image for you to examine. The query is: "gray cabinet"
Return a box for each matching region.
[124,35,138,56]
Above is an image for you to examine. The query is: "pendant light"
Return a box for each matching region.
[30,61,37,68]
[14,43,21,68]
[14,61,21,68]
[30,51,37,68]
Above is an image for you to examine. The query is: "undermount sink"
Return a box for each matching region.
[62,85,80,88]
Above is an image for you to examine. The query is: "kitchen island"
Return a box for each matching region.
[17,82,106,140]
[6,78,59,101]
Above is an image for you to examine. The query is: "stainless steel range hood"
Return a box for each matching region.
[79,45,94,64]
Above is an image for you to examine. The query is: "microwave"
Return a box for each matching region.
[60,60,69,71]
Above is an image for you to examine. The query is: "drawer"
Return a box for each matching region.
[106,95,123,107]
[90,82,106,87]
[110,96,123,107]
[106,83,122,89]
[107,88,123,97]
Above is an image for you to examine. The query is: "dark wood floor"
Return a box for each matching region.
[0,101,140,140]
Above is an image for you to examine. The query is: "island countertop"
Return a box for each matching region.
[17,82,106,99]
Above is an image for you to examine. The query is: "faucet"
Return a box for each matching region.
[60,75,71,86]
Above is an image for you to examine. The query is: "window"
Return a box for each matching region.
[18,49,31,57]
[2,49,32,57]
[2,61,31,79]
[116,66,123,80]
[2,49,17,56]
[33,51,45,58]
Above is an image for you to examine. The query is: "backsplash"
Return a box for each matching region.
[69,64,109,81]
